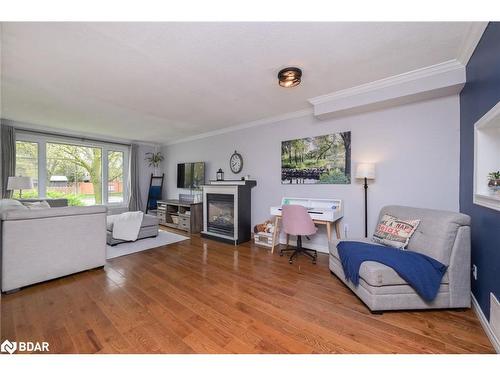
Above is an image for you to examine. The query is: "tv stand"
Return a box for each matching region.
[157,200,202,234]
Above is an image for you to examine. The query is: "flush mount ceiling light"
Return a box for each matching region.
[278,67,302,88]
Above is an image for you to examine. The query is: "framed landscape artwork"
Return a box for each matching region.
[281,131,351,184]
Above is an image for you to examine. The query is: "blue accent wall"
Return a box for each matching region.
[460,22,500,319]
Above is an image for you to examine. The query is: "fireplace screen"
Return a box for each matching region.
[207,193,235,237]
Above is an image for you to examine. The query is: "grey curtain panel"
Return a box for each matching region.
[128,143,143,212]
[1,125,16,198]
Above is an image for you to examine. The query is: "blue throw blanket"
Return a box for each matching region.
[336,241,447,301]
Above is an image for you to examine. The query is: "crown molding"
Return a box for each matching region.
[457,22,488,65]
[308,59,465,120]
[309,60,463,106]
[164,108,313,146]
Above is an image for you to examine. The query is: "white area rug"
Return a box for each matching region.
[106,230,189,259]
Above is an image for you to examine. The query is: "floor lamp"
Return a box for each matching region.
[355,163,376,238]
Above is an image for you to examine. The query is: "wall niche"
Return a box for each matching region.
[474,101,500,211]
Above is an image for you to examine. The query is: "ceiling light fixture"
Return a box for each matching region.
[278,67,302,88]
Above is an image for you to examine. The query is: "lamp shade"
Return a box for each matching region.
[7,176,34,190]
[355,163,376,179]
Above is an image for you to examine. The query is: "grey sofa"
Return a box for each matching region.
[106,213,160,246]
[1,199,107,292]
[329,205,471,312]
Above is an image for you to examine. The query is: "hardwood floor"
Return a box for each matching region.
[1,233,494,354]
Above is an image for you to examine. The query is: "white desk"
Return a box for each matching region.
[269,197,343,253]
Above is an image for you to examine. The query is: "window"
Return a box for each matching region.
[15,133,129,206]
[108,150,124,204]
[15,141,39,198]
[46,143,103,206]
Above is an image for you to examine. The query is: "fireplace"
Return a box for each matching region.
[201,180,256,244]
[207,193,235,237]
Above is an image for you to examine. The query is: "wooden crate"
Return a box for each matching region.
[254,231,276,248]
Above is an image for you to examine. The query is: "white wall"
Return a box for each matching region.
[162,95,460,252]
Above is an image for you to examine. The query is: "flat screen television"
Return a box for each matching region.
[177,162,205,189]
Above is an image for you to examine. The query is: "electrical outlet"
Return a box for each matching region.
[343,224,349,238]
[472,264,478,280]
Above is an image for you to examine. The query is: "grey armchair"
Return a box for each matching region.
[329,205,471,312]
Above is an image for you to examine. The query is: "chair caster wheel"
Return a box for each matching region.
[289,260,293,264]
[312,260,316,264]
[280,253,283,257]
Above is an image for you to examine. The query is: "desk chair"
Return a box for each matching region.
[280,205,318,264]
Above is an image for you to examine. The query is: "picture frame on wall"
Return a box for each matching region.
[281,131,351,184]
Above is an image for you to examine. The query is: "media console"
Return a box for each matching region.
[157,199,202,234]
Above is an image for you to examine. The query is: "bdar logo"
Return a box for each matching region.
[0,340,49,354]
[1,340,17,354]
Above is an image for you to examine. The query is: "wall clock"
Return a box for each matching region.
[229,150,243,174]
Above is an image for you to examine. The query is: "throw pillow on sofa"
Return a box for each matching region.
[21,200,51,209]
[0,199,29,212]
[372,214,420,249]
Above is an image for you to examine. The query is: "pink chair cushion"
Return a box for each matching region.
[281,204,317,236]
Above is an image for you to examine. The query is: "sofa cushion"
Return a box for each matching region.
[378,206,470,265]
[329,242,449,286]
[20,198,68,207]
[1,205,107,221]
[106,213,159,231]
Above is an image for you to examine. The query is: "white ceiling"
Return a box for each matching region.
[1,22,476,144]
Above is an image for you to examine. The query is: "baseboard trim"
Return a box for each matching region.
[471,293,500,353]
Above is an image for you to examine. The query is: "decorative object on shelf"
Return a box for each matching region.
[216,168,224,181]
[355,163,376,238]
[278,67,302,88]
[7,176,33,198]
[488,171,500,194]
[229,150,243,174]
[281,132,351,184]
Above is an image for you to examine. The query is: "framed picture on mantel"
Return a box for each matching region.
[281,131,351,184]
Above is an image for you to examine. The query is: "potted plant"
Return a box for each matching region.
[145,152,164,175]
[488,171,500,194]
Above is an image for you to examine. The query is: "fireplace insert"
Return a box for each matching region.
[206,193,235,237]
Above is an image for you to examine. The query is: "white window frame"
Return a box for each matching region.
[16,132,130,208]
